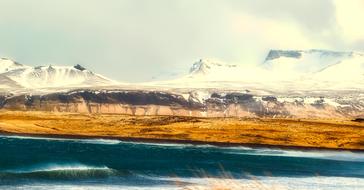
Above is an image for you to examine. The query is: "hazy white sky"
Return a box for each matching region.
[0,0,363,82]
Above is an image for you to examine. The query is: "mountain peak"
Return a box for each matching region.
[0,57,116,89]
[189,59,237,75]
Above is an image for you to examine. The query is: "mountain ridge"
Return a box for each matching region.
[0,58,117,90]
[1,49,364,93]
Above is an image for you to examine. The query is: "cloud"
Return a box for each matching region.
[0,0,362,82]
[228,0,336,33]
[227,12,329,64]
[334,0,364,44]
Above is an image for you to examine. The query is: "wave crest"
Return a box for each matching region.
[0,163,119,180]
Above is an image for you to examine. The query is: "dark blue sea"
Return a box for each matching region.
[0,135,363,189]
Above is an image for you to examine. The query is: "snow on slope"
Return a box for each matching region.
[0,58,29,73]
[146,49,364,92]
[2,49,364,94]
[263,49,364,90]
[263,49,363,81]
[0,58,117,90]
[312,53,364,81]
[185,50,364,82]
[186,58,268,82]
[189,59,238,76]
[263,49,355,72]
[187,50,364,82]
[0,75,22,89]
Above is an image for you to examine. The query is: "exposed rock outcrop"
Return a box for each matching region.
[0,89,363,118]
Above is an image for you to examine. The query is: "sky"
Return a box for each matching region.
[0,0,363,82]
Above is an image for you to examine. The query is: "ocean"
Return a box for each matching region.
[0,135,363,189]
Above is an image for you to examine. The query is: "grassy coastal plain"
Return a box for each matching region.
[0,111,363,150]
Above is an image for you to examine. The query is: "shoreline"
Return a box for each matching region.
[0,111,363,152]
[1,131,364,152]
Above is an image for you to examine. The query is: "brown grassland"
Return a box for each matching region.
[0,111,363,150]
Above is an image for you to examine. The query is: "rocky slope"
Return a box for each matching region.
[0,89,363,118]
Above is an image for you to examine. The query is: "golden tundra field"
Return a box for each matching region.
[0,111,363,150]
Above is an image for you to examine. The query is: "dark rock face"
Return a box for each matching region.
[205,93,288,117]
[74,64,86,71]
[0,96,6,108]
[0,90,204,112]
[265,50,302,61]
[224,93,253,103]
[72,91,202,108]
[310,98,325,109]
[262,96,278,102]
[352,118,364,122]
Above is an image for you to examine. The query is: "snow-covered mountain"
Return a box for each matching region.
[186,59,255,82]
[263,49,355,71]
[189,59,238,76]
[152,58,265,85]
[263,49,364,80]
[147,49,364,92]
[0,58,117,90]
[187,50,364,82]
[2,49,364,94]
[262,49,364,90]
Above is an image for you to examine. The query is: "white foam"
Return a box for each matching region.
[4,163,110,174]
[130,141,364,162]
[129,142,364,162]
[116,140,364,162]
[219,146,364,162]
[0,185,179,190]
[0,135,121,145]
[117,140,198,148]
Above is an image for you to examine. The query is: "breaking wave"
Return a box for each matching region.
[0,163,118,180]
